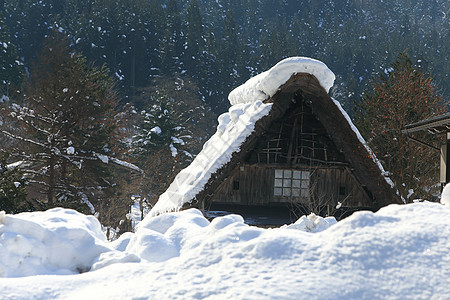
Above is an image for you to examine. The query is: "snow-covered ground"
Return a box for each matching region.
[1,202,450,299]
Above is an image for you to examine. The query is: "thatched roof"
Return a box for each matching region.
[197,73,401,209]
[150,57,402,216]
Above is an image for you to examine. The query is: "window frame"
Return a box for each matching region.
[274,169,310,198]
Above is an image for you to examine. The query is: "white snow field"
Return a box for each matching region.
[1,202,450,299]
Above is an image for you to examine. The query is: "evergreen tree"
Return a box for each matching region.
[133,95,180,154]
[184,0,204,77]
[0,13,23,96]
[2,0,58,64]
[147,0,165,73]
[0,151,29,213]
[116,0,153,89]
[1,0,448,114]
[130,76,216,205]
[213,9,240,112]
[160,0,184,75]
[354,52,446,200]
[0,32,122,213]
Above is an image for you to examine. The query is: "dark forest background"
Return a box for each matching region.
[1,0,448,114]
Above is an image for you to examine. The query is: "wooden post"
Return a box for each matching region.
[440,132,450,191]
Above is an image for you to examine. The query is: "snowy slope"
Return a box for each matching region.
[1,202,450,299]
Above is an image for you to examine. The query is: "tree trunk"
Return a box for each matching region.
[48,154,55,205]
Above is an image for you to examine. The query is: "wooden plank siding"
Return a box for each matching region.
[212,165,274,205]
[311,167,372,208]
[210,164,372,210]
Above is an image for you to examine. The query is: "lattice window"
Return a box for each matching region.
[274,169,310,197]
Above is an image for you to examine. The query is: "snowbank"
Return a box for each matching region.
[1,203,450,299]
[0,208,110,277]
[228,57,335,105]
[441,183,450,205]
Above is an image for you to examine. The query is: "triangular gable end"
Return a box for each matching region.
[194,73,401,214]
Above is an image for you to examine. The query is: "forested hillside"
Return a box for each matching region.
[1,0,448,113]
[0,0,448,231]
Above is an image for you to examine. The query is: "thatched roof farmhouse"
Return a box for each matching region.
[150,57,402,218]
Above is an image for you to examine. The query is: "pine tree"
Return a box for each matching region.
[0,14,23,96]
[184,0,204,77]
[0,32,122,212]
[2,0,56,64]
[160,0,184,75]
[2,0,448,114]
[354,52,446,200]
[133,95,180,154]
[213,9,240,113]
[0,151,29,213]
[116,0,153,89]
[130,76,216,205]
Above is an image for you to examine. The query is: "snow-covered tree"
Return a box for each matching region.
[184,0,204,73]
[0,15,23,96]
[0,32,123,213]
[131,78,208,161]
[133,98,181,155]
[354,52,446,200]
[0,151,30,213]
[130,76,216,205]
[159,0,184,75]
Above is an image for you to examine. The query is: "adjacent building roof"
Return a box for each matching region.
[402,113,450,134]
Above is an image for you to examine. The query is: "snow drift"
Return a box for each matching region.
[1,202,450,299]
[0,208,110,277]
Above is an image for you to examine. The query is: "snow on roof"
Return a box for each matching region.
[150,57,335,216]
[332,98,397,191]
[151,100,273,215]
[228,56,335,105]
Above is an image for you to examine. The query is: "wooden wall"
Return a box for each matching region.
[210,164,372,210]
[211,165,273,205]
[311,167,373,208]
